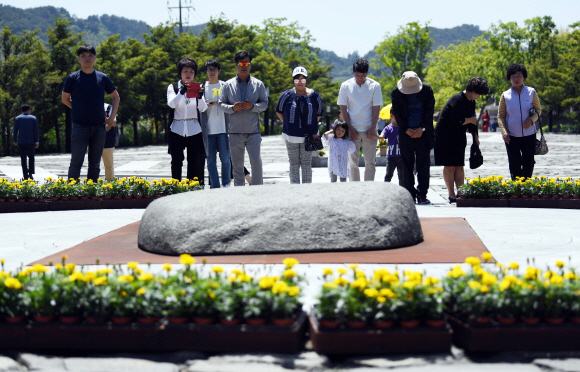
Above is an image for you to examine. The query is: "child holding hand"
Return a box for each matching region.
[375,115,404,185]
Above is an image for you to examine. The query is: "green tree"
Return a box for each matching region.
[372,21,433,102]
[45,17,83,153]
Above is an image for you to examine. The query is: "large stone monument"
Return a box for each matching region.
[138,182,423,255]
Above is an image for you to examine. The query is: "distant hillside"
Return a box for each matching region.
[322,24,484,81]
[1,5,483,81]
[0,4,202,45]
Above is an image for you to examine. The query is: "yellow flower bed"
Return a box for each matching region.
[459,176,580,199]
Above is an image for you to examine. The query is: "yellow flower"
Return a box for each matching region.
[550,274,564,285]
[138,273,155,282]
[282,258,299,268]
[555,260,565,268]
[524,267,541,280]
[162,263,172,272]
[480,285,490,293]
[136,287,146,296]
[288,286,300,296]
[402,280,419,289]
[93,276,107,286]
[364,288,379,298]
[259,277,275,289]
[322,268,333,276]
[379,288,397,299]
[211,266,224,274]
[69,272,85,282]
[283,269,298,279]
[481,273,498,286]
[337,268,347,276]
[481,252,493,262]
[272,281,289,295]
[564,272,579,280]
[334,277,350,286]
[355,270,366,278]
[323,282,338,289]
[423,277,440,286]
[350,277,368,290]
[348,263,360,270]
[179,254,196,266]
[499,279,511,292]
[230,268,243,276]
[4,277,22,289]
[448,265,466,278]
[120,290,127,297]
[465,257,481,266]
[127,262,139,271]
[509,262,519,270]
[377,296,387,303]
[0,259,5,265]
[468,280,481,290]
[118,275,135,283]
[32,264,49,273]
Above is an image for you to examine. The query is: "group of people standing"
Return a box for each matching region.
[12,43,542,206]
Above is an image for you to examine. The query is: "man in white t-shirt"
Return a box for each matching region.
[337,58,383,181]
[201,59,231,188]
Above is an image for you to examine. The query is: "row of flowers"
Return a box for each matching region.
[459,176,580,199]
[2,254,579,327]
[0,177,201,201]
[0,256,302,325]
[444,255,580,324]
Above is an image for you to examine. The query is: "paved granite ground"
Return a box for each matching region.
[1,132,580,371]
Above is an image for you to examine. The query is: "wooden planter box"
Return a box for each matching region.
[0,313,307,353]
[308,314,452,356]
[0,198,155,214]
[456,199,509,208]
[449,315,580,352]
[457,197,580,209]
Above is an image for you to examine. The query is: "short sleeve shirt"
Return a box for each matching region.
[63,69,116,126]
[337,77,383,132]
[382,124,400,158]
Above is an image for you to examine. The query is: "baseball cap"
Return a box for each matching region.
[292,66,308,78]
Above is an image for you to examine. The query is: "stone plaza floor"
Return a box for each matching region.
[1,131,580,371]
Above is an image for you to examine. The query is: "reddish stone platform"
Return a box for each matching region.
[32,218,488,265]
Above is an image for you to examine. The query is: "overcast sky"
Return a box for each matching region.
[4,0,579,57]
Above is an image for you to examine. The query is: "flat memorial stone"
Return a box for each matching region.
[138,182,423,255]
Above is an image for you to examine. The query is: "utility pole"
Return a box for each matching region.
[167,0,194,34]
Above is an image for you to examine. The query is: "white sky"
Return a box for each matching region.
[4,0,579,57]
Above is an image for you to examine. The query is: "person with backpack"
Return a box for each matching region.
[167,57,208,183]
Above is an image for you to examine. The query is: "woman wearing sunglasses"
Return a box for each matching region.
[275,67,323,184]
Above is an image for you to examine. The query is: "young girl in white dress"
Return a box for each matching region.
[323,121,356,182]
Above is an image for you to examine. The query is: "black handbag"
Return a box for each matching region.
[534,115,548,155]
[304,134,323,151]
[469,132,483,169]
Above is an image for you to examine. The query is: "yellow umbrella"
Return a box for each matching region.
[379,104,392,120]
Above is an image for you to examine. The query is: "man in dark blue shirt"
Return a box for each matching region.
[13,104,39,180]
[62,44,120,181]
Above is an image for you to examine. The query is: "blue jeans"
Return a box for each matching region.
[207,133,231,188]
[68,124,106,181]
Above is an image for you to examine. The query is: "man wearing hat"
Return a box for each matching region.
[390,71,435,204]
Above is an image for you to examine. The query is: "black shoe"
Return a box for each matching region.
[417,197,431,205]
[448,196,457,203]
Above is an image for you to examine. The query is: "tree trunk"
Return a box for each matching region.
[133,119,138,146]
[65,106,72,153]
[264,105,269,135]
[55,116,61,153]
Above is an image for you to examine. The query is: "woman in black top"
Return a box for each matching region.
[434,77,489,203]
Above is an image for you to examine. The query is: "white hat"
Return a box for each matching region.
[397,71,423,95]
[292,66,308,78]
